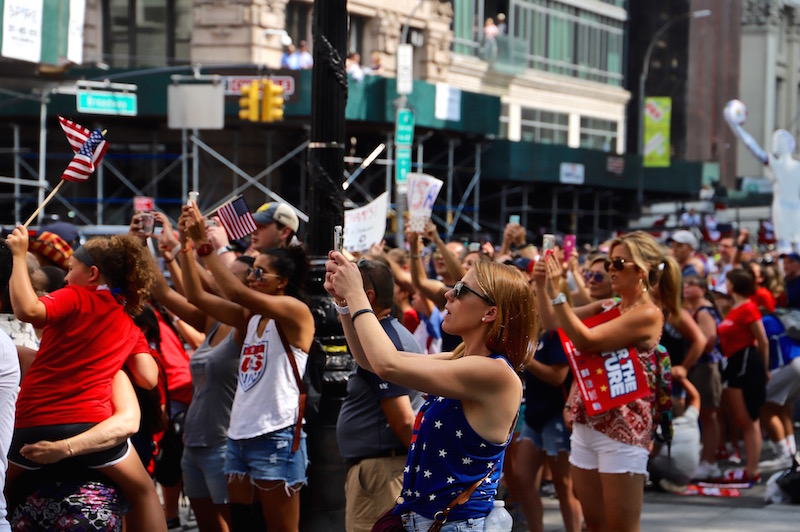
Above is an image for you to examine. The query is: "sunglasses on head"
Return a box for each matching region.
[452,281,495,305]
[247,267,281,281]
[604,258,635,272]
[584,271,607,283]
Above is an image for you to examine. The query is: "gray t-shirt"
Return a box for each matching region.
[336,317,423,460]
[183,323,240,447]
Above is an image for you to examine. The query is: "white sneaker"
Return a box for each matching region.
[694,460,722,480]
[759,453,793,471]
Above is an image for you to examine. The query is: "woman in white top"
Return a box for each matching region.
[180,204,315,532]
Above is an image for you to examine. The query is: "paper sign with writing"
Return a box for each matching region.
[344,192,388,252]
[406,173,443,232]
[559,308,650,415]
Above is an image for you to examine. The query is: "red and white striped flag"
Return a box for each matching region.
[58,115,109,182]
[217,196,257,240]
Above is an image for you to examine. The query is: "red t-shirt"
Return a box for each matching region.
[16,285,149,428]
[751,287,776,314]
[718,300,762,358]
[403,309,420,334]
[155,314,193,405]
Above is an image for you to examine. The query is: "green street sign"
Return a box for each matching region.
[77,90,138,116]
[395,108,414,146]
[396,147,412,189]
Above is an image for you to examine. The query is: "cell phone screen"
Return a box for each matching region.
[564,234,576,258]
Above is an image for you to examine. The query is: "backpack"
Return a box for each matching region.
[763,314,800,369]
[774,308,800,341]
[649,344,674,450]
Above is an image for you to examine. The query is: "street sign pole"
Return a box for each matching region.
[395,43,414,247]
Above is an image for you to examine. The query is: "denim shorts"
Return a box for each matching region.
[225,426,308,487]
[518,415,571,457]
[182,444,229,504]
[400,511,485,532]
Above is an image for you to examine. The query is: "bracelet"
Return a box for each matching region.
[180,241,193,254]
[333,300,350,315]
[66,439,74,456]
[351,308,376,323]
[171,242,181,257]
[410,254,420,259]
[163,255,175,264]
[217,245,233,256]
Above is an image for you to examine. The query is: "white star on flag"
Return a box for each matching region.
[447,476,455,484]
[423,470,432,478]
[429,494,436,501]
[455,430,463,438]
[415,465,420,473]
[434,420,443,429]
[414,491,420,498]
[462,457,473,465]
[404,466,410,473]
[437,396,445,401]
[439,449,447,457]
[487,461,494,469]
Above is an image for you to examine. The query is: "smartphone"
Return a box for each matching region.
[334,225,343,253]
[468,242,480,253]
[138,212,155,235]
[188,191,199,206]
[564,234,576,259]
[509,215,521,225]
[542,234,555,256]
[206,218,218,228]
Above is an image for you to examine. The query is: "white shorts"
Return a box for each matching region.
[569,423,649,475]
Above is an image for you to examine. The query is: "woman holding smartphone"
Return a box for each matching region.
[325,254,535,531]
[535,231,681,532]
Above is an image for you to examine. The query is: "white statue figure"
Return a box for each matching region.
[724,99,800,251]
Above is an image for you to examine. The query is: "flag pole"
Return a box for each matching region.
[23,129,108,228]
[23,180,65,228]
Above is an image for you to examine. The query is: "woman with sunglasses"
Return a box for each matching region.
[326,253,535,531]
[180,204,314,531]
[571,255,614,306]
[535,231,681,532]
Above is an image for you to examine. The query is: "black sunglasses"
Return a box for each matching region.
[604,258,635,272]
[452,281,495,305]
[247,267,281,282]
[584,271,607,283]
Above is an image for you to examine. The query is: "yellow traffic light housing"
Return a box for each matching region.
[261,80,285,122]
[239,81,260,122]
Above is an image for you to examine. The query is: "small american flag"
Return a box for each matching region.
[58,116,108,182]
[217,196,257,240]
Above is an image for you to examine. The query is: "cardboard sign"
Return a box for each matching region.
[344,192,388,252]
[560,308,650,415]
[406,173,443,232]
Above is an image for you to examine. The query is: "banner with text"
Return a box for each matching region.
[644,97,671,168]
[344,192,388,252]
[406,173,443,232]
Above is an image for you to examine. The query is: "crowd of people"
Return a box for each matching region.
[0,203,798,531]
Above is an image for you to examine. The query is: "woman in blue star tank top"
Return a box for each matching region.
[326,255,536,531]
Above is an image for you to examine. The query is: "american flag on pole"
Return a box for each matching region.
[217,196,258,240]
[58,115,109,182]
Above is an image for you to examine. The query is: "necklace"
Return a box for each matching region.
[619,295,649,315]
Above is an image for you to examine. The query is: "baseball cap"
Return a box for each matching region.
[29,231,73,270]
[40,221,79,248]
[781,251,800,262]
[668,229,699,250]
[252,202,299,233]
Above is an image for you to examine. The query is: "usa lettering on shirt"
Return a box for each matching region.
[239,341,267,392]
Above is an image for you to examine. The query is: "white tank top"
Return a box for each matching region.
[227,314,308,440]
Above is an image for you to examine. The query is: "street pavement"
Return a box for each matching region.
[171,472,800,531]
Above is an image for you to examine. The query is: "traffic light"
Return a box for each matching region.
[239,81,260,122]
[261,80,284,122]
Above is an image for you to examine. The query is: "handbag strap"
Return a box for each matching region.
[428,465,496,532]
[275,322,306,453]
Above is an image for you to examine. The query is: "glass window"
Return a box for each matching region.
[454,0,626,86]
[286,1,313,44]
[103,0,192,67]
[499,103,509,139]
[520,107,569,145]
[580,117,618,151]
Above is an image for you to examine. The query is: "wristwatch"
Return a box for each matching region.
[551,292,567,306]
[197,242,214,257]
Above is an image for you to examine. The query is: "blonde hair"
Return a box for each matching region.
[452,261,537,370]
[608,231,681,318]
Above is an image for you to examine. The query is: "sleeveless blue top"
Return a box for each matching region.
[393,354,513,521]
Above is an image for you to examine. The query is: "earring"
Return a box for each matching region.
[481,317,486,322]
[639,278,648,293]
